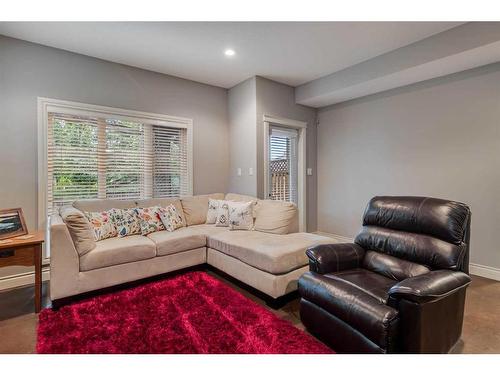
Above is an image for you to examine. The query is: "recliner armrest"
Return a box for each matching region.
[306,243,365,274]
[388,270,471,304]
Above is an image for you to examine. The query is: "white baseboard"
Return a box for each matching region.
[314,231,500,282]
[0,268,50,291]
[469,263,500,281]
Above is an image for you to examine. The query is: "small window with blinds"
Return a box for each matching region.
[268,125,299,204]
[47,111,190,214]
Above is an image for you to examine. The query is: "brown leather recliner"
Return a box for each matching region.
[298,196,471,353]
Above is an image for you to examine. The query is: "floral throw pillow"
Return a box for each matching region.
[84,210,118,241]
[206,198,222,224]
[158,204,184,232]
[135,206,165,235]
[215,201,229,227]
[228,201,254,231]
[109,208,141,237]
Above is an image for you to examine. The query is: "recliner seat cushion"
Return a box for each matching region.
[147,227,207,256]
[79,235,156,271]
[298,271,399,350]
[207,231,334,274]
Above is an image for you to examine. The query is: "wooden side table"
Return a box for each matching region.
[0,230,45,313]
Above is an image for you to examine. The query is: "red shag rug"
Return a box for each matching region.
[37,271,332,354]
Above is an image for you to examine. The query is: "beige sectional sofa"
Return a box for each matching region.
[50,193,336,304]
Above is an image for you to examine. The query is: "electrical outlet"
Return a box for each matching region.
[307,168,313,176]
[249,167,253,176]
[237,168,242,176]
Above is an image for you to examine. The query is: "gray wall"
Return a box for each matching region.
[227,77,258,196]
[317,63,500,270]
[227,76,318,231]
[0,36,229,277]
[255,77,318,231]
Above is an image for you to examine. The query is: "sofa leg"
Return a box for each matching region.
[265,291,298,310]
[50,298,64,311]
[266,297,287,310]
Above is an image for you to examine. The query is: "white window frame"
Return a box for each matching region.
[263,115,307,232]
[37,97,193,230]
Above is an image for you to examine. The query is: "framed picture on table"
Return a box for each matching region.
[0,208,28,240]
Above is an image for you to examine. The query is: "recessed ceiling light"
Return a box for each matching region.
[224,49,236,57]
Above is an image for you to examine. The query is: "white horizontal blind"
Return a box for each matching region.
[268,126,298,204]
[47,112,188,214]
[152,125,189,198]
[105,119,147,199]
[47,113,100,213]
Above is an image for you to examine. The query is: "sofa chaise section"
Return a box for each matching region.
[205,231,336,299]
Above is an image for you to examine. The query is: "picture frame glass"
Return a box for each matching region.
[0,208,28,240]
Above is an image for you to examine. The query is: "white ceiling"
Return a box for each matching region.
[0,22,463,88]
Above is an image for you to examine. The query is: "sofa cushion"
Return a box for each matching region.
[79,235,156,271]
[298,272,399,350]
[73,199,136,212]
[135,198,186,227]
[59,206,96,256]
[147,227,207,256]
[207,231,335,274]
[189,224,231,237]
[225,193,258,204]
[181,193,224,226]
[253,200,299,234]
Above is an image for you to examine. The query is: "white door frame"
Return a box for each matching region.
[263,115,307,232]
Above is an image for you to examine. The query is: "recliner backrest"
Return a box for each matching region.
[355,196,471,276]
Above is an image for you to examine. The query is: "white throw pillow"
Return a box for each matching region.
[228,201,254,231]
[215,201,229,227]
[206,198,222,224]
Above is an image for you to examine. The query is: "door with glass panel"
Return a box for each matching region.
[267,125,299,204]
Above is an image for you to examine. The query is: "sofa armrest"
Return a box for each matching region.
[49,214,80,300]
[388,270,471,304]
[306,243,365,274]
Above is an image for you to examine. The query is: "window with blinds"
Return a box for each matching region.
[47,112,189,214]
[268,126,298,204]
